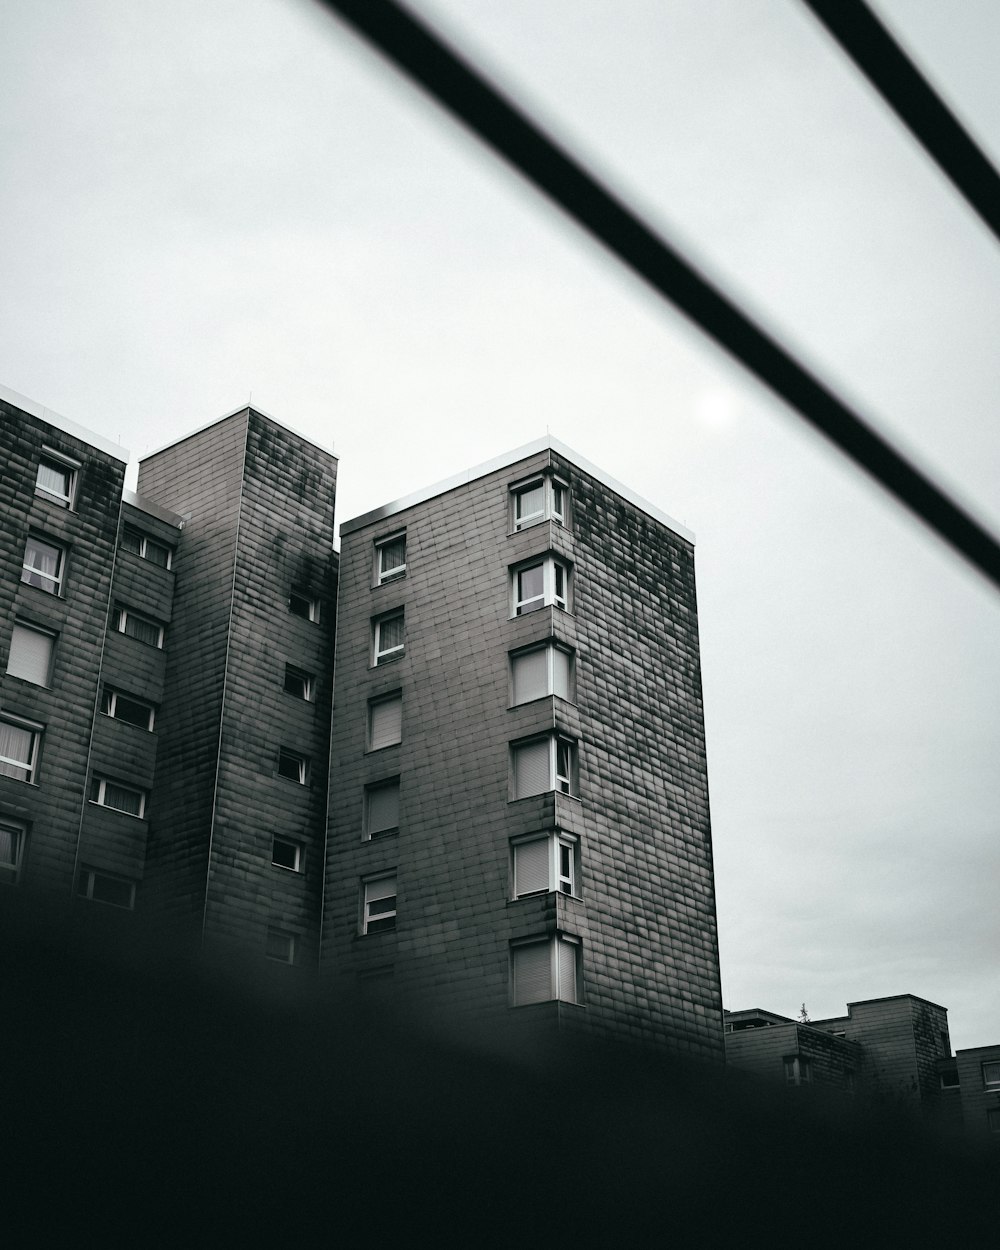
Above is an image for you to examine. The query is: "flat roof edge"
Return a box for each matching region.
[122,488,187,528]
[141,403,338,464]
[0,382,129,463]
[340,435,695,542]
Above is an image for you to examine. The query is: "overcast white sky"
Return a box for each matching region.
[2,0,998,1049]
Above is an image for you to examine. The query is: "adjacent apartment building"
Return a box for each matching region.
[1,384,724,1060]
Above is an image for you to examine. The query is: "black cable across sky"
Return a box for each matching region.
[315,0,1000,594]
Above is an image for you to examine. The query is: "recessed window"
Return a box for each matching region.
[284,664,314,701]
[362,875,397,934]
[89,776,146,818]
[983,1061,1000,1091]
[265,927,296,964]
[783,1057,812,1086]
[512,556,569,615]
[121,524,172,569]
[375,532,406,584]
[101,688,155,731]
[511,475,568,531]
[373,610,404,665]
[368,693,402,750]
[0,821,27,884]
[939,1069,960,1089]
[277,748,309,785]
[35,449,79,509]
[511,735,576,800]
[365,778,400,838]
[510,935,580,1006]
[21,534,65,596]
[271,836,304,872]
[289,589,320,623]
[988,1108,1000,1134]
[0,716,42,785]
[510,642,573,705]
[7,621,55,686]
[512,832,578,898]
[112,605,164,648]
[77,866,135,910]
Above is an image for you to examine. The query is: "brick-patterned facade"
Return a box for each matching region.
[322,441,724,1060]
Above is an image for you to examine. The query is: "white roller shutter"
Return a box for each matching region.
[557,937,578,1003]
[7,624,53,685]
[551,647,571,700]
[513,739,550,798]
[512,648,548,704]
[367,781,399,834]
[370,696,402,749]
[512,941,552,1005]
[513,838,550,896]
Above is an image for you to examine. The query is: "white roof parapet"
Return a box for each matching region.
[0,381,129,463]
[340,435,695,544]
[142,403,337,463]
[122,488,187,529]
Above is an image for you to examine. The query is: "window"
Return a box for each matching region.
[512,832,578,898]
[35,449,79,509]
[21,534,65,595]
[373,610,404,664]
[939,1069,960,1089]
[368,693,402,750]
[511,735,576,799]
[0,821,27,884]
[988,1108,1000,1134]
[784,1057,812,1086]
[89,776,146,818]
[271,836,304,872]
[121,524,172,569]
[362,875,397,934]
[112,605,164,648]
[510,935,580,1006]
[510,642,573,705]
[277,748,309,785]
[101,688,155,731]
[7,621,55,686]
[511,475,568,531]
[289,589,320,622]
[983,1061,1000,1091]
[77,866,135,909]
[512,556,569,615]
[265,927,296,964]
[375,532,406,584]
[284,664,314,701]
[365,778,400,838]
[0,716,42,784]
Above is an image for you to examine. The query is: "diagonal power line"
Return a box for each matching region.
[802,0,1000,248]
[315,0,1000,593]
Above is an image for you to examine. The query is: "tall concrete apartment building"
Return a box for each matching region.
[2,384,722,1059]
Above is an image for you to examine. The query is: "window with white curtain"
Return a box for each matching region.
[0,717,42,784]
[510,475,568,531]
[121,524,172,568]
[510,935,580,1006]
[512,832,578,898]
[89,776,146,818]
[510,642,573,705]
[0,821,27,883]
[21,535,65,595]
[35,450,79,509]
[7,621,55,686]
[112,605,164,648]
[511,556,569,615]
[368,693,402,750]
[374,610,404,664]
[375,532,406,584]
[511,735,576,799]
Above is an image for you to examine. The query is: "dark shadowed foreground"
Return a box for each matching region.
[4,900,996,1247]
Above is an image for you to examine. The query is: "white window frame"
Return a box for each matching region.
[0,819,27,884]
[0,715,42,785]
[277,748,309,785]
[511,734,577,800]
[283,664,314,702]
[361,874,397,935]
[7,620,56,687]
[271,836,304,872]
[265,927,297,964]
[89,776,147,819]
[373,610,405,665]
[35,447,80,509]
[510,934,581,1006]
[77,866,136,910]
[112,605,165,649]
[288,589,320,623]
[511,831,579,899]
[510,474,568,531]
[510,642,575,706]
[101,687,155,731]
[375,531,407,585]
[121,523,173,570]
[511,555,569,616]
[21,534,66,596]
[982,1061,1000,1091]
